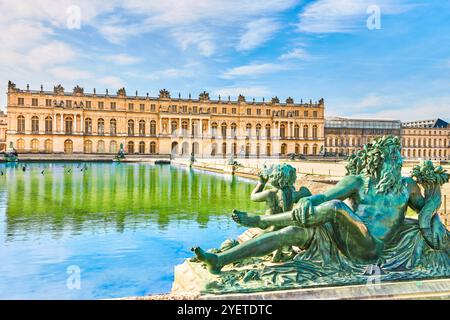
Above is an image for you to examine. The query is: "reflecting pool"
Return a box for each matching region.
[0,162,264,299]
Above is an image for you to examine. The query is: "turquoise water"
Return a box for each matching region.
[0,162,264,299]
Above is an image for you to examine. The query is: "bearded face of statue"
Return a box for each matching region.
[376,148,403,194]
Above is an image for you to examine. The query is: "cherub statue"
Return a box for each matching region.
[250,163,311,261]
[192,136,449,275]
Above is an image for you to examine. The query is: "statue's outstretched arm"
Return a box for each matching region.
[307,175,362,206]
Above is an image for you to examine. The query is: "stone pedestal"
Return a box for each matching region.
[171,262,450,299]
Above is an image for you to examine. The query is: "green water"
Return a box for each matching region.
[0,162,264,299]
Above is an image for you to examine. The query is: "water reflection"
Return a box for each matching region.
[1,163,263,240]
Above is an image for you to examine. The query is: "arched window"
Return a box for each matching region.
[85,118,92,134]
[211,122,218,138]
[98,118,105,135]
[246,123,252,138]
[221,123,227,138]
[265,124,271,139]
[266,143,271,156]
[97,140,105,153]
[232,142,237,156]
[171,120,178,135]
[84,140,92,153]
[17,115,25,133]
[64,139,73,153]
[31,116,39,133]
[303,125,309,138]
[150,120,156,136]
[139,120,146,136]
[256,124,261,139]
[150,141,156,154]
[110,141,117,153]
[256,143,261,157]
[281,143,287,155]
[211,143,217,156]
[222,143,227,158]
[110,119,117,135]
[295,144,300,154]
[127,141,134,154]
[45,116,52,133]
[280,124,286,139]
[31,139,39,153]
[65,117,73,134]
[312,125,318,139]
[245,143,251,157]
[182,142,189,155]
[294,125,300,138]
[45,139,52,153]
[17,139,25,152]
[139,141,145,154]
[313,144,318,155]
[128,120,135,136]
[231,123,237,138]
[303,144,309,155]
[181,121,188,136]
[171,142,178,156]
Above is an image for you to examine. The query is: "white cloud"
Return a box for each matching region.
[98,76,125,89]
[297,0,414,34]
[351,96,450,121]
[237,18,281,51]
[48,67,93,81]
[213,86,272,99]
[103,54,142,65]
[221,63,288,79]
[279,48,310,60]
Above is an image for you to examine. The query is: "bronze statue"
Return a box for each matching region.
[4,142,18,162]
[192,136,449,286]
[251,164,311,261]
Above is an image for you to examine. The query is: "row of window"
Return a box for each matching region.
[402,137,448,148]
[16,97,320,117]
[16,115,320,138]
[327,136,450,148]
[16,115,158,136]
[403,130,447,135]
[14,139,157,154]
[403,149,447,158]
[170,141,320,156]
[18,97,158,112]
[324,148,449,159]
[207,123,319,139]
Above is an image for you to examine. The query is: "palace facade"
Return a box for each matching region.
[0,110,7,152]
[401,119,449,161]
[324,117,402,156]
[5,82,325,157]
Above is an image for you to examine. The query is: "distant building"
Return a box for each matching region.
[402,118,449,128]
[324,117,401,156]
[0,110,7,152]
[401,119,449,160]
[5,82,325,157]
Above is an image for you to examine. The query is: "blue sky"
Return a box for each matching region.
[0,0,449,121]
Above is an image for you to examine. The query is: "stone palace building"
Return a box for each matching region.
[5,82,325,157]
[324,116,449,161]
[401,119,449,160]
[324,117,402,156]
[0,110,7,152]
